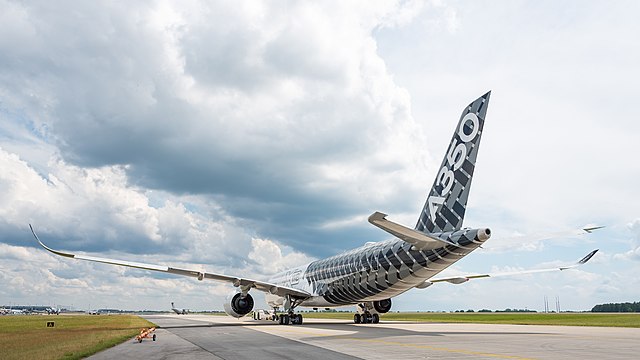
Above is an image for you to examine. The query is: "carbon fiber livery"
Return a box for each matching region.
[281,91,493,307]
[304,228,490,305]
[34,92,494,323]
[416,92,490,233]
[34,92,598,325]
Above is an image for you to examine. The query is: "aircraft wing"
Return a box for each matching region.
[415,249,599,288]
[30,225,310,299]
[491,226,605,243]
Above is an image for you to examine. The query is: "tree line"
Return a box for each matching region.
[591,302,640,312]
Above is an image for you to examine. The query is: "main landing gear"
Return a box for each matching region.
[353,300,391,324]
[276,295,304,325]
[353,312,379,324]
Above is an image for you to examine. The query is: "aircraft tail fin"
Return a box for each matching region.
[415,92,491,233]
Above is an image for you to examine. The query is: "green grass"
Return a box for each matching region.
[302,312,640,327]
[0,315,155,360]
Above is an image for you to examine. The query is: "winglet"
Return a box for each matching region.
[559,249,599,270]
[427,248,600,286]
[577,249,599,265]
[30,224,75,259]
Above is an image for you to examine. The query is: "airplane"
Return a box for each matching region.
[3,308,31,315]
[171,302,189,315]
[0,308,24,315]
[46,307,60,315]
[31,91,600,325]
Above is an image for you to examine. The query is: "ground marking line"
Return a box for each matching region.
[257,326,535,360]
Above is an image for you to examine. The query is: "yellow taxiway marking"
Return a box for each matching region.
[262,327,535,360]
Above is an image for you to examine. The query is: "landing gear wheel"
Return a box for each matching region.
[362,312,372,323]
[296,314,303,325]
[354,314,361,324]
[279,315,290,325]
[361,314,367,323]
[372,314,379,324]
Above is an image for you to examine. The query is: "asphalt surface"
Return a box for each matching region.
[89,314,640,359]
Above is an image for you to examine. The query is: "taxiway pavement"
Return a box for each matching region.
[89,314,640,359]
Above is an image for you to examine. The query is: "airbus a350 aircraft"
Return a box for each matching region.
[32,92,599,325]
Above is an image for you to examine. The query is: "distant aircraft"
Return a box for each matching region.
[33,92,600,325]
[171,302,189,315]
[0,308,24,315]
[46,307,60,315]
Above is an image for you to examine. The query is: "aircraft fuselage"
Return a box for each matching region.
[266,227,489,308]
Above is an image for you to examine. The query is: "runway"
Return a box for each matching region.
[89,314,640,359]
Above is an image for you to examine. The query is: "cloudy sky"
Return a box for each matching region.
[1,0,639,312]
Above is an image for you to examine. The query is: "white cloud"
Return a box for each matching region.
[0,148,157,248]
[0,0,437,258]
[1,0,638,312]
[0,241,234,310]
[613,219,640,262]
[248,238,314,275]
[1,0,431,309]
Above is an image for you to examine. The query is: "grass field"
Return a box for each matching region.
[0,315,155,360]
[302,312,640,327]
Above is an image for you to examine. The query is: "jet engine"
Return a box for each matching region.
[223,292,254,318]
[373,299,392,313]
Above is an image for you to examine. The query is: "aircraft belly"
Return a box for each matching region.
[300,296,336,308]
[303,240,484,306]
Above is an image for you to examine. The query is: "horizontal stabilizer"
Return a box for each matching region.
[368,212,456,250]
[583,226,605,234]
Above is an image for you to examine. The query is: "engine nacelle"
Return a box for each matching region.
[223,292,254,318]
[373,299,392,313]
